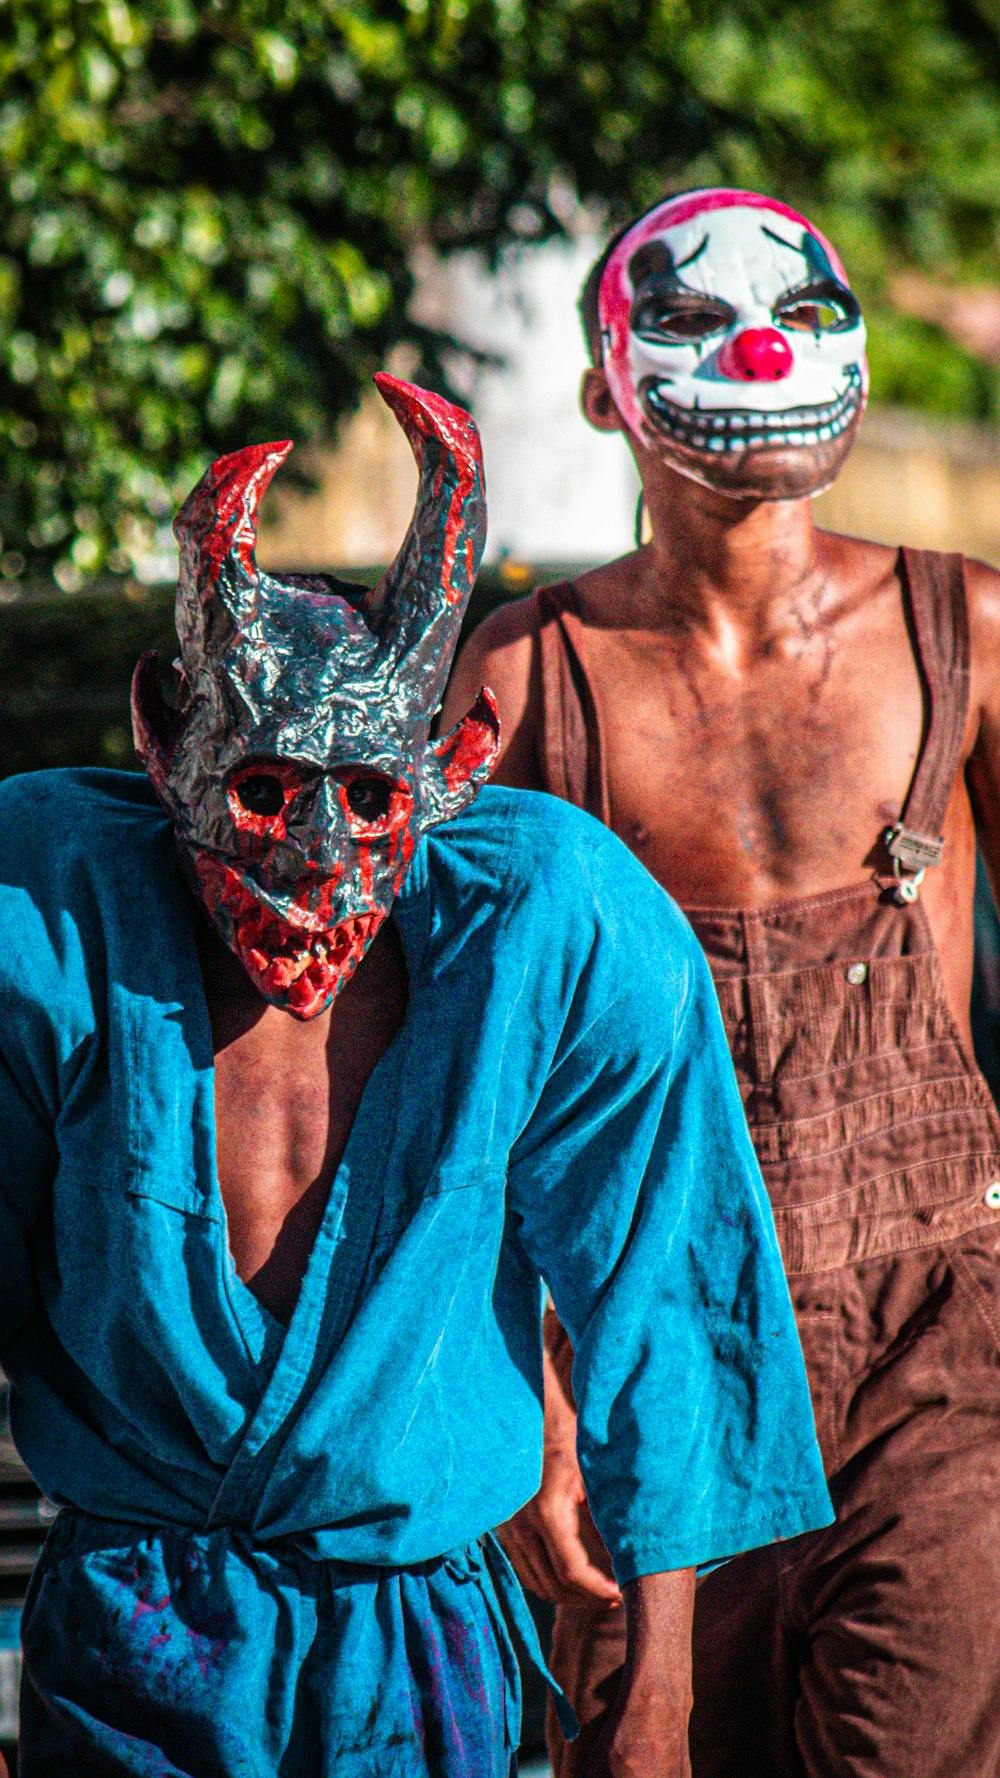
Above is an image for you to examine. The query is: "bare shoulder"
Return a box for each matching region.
[814,527,899,595]
[822,530,1000,634]
[961,556,1000,728]
[441,595,536,723]
[459,593,539,667]
[441,593,543,785]
[964,554,1000,642]
[571,550,645,626]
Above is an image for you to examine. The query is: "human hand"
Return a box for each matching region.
[496,1442,621,1605]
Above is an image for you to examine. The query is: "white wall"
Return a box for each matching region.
[417,239,640,564]
[261,237,640,572]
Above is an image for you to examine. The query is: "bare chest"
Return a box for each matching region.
[201,925,408,1322]
[587,619,930,904]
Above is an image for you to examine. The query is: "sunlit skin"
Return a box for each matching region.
[441,365,1000,1778]
[199,907,409,1326]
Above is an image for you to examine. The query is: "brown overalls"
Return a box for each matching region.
[533,553,1000,1778]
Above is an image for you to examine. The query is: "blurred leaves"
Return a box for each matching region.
[4,0,1000,587]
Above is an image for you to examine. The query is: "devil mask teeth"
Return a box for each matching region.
[598,188,868,499]
[131,374,501,1019]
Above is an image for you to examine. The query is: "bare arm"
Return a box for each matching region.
[440,598,545,788]
[499,1338,693,1776]
[583,1569,695,1778]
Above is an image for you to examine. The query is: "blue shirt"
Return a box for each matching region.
[0,769,831,1584]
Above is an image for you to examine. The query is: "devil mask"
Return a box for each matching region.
[131,374,500,1020]
[598,188,868,500]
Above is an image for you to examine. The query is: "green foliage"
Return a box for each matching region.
[3,0,1000,589]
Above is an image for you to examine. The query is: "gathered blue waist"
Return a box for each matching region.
[39,1508,579,1743]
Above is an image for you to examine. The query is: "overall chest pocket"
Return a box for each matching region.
[120,996,221,1223]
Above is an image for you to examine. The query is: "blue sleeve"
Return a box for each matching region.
[0,788,80,1348]
[506,896,832,1585]
[0,894,61,1347]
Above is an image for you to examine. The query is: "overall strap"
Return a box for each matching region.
[888,547,970,897]
[533,581,611,823]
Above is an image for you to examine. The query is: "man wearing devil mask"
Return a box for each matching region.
[0,373,829,1776]
[445,188,1000,1778]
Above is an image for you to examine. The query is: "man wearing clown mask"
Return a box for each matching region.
[0,372,830,1776]
[446,187,1000,1778]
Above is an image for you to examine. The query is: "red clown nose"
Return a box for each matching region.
[717,327,794,382]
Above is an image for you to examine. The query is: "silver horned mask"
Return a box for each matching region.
[132,374,500,1019]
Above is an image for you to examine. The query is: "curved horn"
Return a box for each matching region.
[173,439,292,670]
[366,375,486,691]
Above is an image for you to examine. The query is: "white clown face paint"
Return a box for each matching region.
[598,189,868,500]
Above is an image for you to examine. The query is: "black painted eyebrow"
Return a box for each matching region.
[628,233,714,297]
[761,223,806,260]
[674,235,709,273]
[762,223,844,293]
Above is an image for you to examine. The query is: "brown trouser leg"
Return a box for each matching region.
[550,1232,1000,1777]
[547,1465,1000,1778]
[547,1600,626,1778]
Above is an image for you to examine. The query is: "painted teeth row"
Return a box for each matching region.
[676,410,856,452]
[678,386,857,432]
[645,370,863,453]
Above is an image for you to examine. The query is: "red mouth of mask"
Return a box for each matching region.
[235,906,385,1019]
[193,850,384,1019]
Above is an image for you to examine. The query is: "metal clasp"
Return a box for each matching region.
[884,823,943,905]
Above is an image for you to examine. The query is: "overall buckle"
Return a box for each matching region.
[884,824,944,904]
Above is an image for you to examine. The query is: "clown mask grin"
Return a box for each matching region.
[599,190,868,500]
[132,375,500,1020]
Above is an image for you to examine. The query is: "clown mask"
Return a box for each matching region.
[131,375,500,1020]
[598,188,868,500]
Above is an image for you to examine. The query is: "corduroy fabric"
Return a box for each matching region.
[536,553,1000,1777]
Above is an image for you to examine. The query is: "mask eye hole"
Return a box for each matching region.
[647,309,729,342]
[632,294,737,346]
[345,776,393,823]
[234,774,287,817]
[335,769,413,837]
[774,282,859,334]
[227,763,303,835]
[778,301,845,331]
